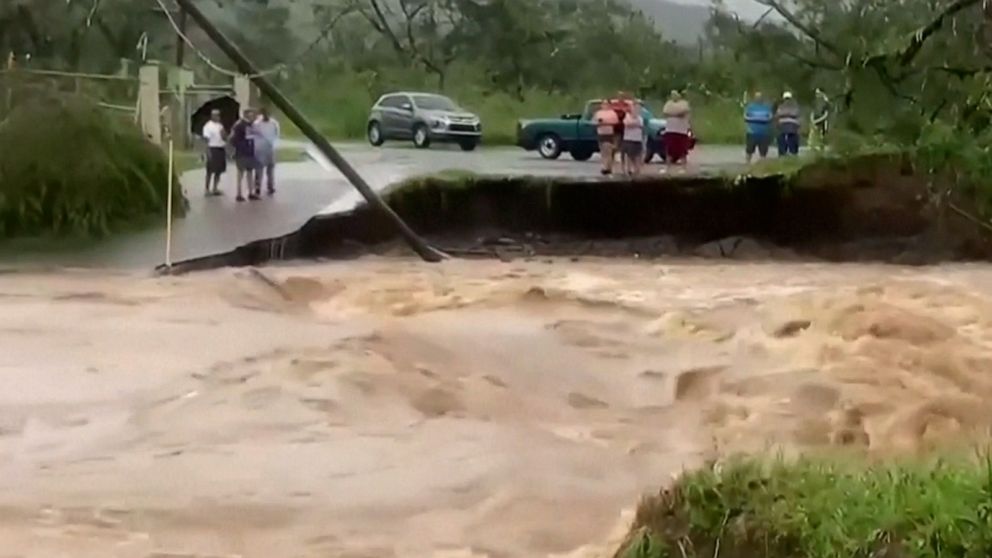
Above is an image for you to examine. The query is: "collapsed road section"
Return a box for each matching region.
[164,155,992,273]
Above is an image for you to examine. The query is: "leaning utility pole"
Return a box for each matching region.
[170,0,445,263]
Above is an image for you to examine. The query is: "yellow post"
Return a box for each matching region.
[165,139,174,268]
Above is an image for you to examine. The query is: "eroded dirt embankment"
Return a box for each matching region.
[169,155,992,272]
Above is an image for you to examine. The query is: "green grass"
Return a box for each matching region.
[616,454,992,558]
[286,66,747,146]
[687,95,745,146]
[744,153,819,178]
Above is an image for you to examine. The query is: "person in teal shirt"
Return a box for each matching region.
[743,91,773,163]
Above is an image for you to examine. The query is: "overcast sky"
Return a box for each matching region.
[674,0,768,18]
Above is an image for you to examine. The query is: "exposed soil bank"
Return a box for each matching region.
[167,155,992,272]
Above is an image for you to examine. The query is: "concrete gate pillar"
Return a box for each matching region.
[168,67,195,148]
[139,62,162,145]
[233,74,253,114]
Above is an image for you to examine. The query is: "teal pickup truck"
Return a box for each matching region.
[516,99,667,162]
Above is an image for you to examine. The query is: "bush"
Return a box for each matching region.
[0,94,184,237]
[615,455,992,558]
[687,94,744,145]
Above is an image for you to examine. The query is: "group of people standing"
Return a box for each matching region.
[201,107,281,201]
[743,88,830,163]
[593,93,647,176]
[592,90,695,177]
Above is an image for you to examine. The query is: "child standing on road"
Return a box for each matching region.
[621,102,644,176]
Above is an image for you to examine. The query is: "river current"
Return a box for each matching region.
[0,257,990,556]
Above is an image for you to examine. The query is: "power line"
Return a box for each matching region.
[152,0,355,78]
[153,0,284,77]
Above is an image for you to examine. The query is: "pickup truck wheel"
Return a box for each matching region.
[537,134,563,160]
[368,122,385,146]
[570,148,594,161]
[413,124,431,149]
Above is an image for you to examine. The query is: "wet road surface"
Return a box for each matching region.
[0,143,746,269]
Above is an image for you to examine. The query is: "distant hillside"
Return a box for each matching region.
[626,0,714,44]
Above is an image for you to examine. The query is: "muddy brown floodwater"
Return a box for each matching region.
[2,258,992,557]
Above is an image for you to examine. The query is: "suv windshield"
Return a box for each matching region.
[412,95,458,111]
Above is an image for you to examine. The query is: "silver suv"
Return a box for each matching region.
[367,92,482,151]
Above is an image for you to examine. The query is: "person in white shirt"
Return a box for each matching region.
[253,107,281,195]
[201,109,228,196]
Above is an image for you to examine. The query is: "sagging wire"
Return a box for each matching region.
[152,0,285,78]
[152,0,353,79]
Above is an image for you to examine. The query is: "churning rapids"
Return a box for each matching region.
[2,258,992,557]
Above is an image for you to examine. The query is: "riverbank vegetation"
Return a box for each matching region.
[614,455,992,558]
[0,93,183,237]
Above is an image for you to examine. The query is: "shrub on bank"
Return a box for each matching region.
[616,456,992,558]
[0,94,184,237]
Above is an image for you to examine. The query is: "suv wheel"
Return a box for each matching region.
[459,138,479,152]
[368,122,384,146]
[413,124,431,149]
[537,133,563,160]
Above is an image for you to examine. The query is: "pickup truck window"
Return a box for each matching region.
[582,102,598,121]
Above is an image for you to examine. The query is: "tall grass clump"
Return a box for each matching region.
[687,94,745,146]
[0,93,184,237]
[615,455,992,558]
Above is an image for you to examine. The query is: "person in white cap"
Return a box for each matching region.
[775,91,801,156]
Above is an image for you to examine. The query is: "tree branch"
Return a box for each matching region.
[929,64,992,77]
[363,0,407,55]
[752,7,774,29]
[753,0,842,57]
[298,4,359,60]
[898,0,982,67]
[781,48,842,70]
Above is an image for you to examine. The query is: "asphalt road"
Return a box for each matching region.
[1,142,748,269]
[311,142,746,215]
